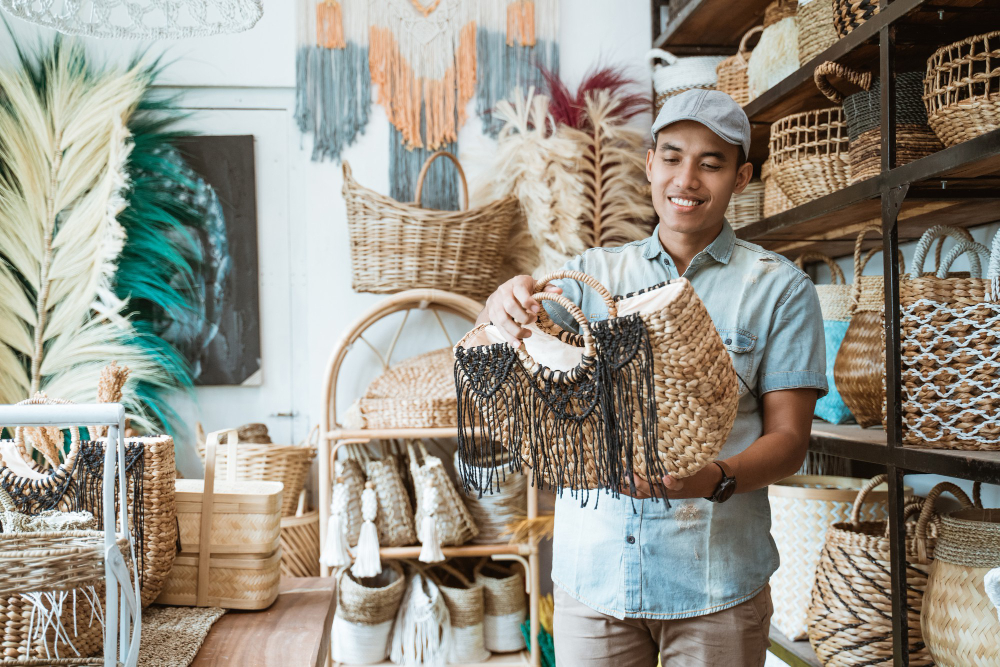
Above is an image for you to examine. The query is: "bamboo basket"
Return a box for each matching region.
[725,178,765,230]
[833,0,878,37]
[716,27,762,107]
[797,0,837,64]
[769,475,903,640]
[770,107,850,205]
[342,151,518,301]
[353,348,458,429]
[279,492,320,578]
[761,160,795,216]
[924,31,1000,147]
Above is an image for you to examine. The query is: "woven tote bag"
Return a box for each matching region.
[332,561,406,664]
[769,475,901,640]
[898,228,997,450]
[796,252,854,424]
[476,561,527,653]
[797,0,837,64]
[366,457,417,547]
[336,453,367,546]
[747,0,799,101]
[716,26,762,107]
[407,440,478,547]
[924,31,1000,147]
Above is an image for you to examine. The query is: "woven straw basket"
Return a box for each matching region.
[748,1,800,101]
[455,449,527,544]
[433,564,490,663]
[342,151,518,301]
[332,561,406,664]
[716,27,762,107]
[807,477,971,666]
[761,160,794,216]
[476,561,527,653]
[725,178,765,230]
[279,492,320,578]
[924,31,1000,147]
[353,348,457,429]
[771,107,850,205]
[648,49,725,105]
[922,488,1000,667]
[769,475,900,640]
[899,228,998,450]
[798,0,838,64]
[366,457,417,547]
[408,440,478,547]
[833,0,878,37]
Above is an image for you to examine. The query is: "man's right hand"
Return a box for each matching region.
[478,275,563,346]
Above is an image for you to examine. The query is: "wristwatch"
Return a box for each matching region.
[705,460,737,503]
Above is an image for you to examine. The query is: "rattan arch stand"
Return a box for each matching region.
[318,288,541,667]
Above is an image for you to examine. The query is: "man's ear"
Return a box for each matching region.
[646,148,655,183]
[732,161,754,195]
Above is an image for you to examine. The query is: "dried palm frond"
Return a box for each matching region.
[502,513,554,545]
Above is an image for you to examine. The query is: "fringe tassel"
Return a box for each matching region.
[320,481,352,568]
[506,0,536,47]
[316,0,346,49]
[417,484,445,563]
[390,573,451,667]
[351,482,382,578]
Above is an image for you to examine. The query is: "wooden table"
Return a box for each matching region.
[192,577,335,667]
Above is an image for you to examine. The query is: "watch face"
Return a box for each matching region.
[718,478,737,502]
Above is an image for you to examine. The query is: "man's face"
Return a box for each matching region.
[645,120,753,235]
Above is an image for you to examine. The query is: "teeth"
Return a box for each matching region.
[670,197,702,207]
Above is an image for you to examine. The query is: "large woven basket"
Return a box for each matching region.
[748,1,800,101]
[343,152,518,301]
[716,27,762,107]
[798,0,838,64]
[806,477,971,666]
[725,178,765,230]
[769,475,901,640]
[833,0,878,37]
[353,348,457,429]
[770,107,850,205]
[648,49,725,103]
[899,228,998,450]
[924,31,1000,147]
[761,160,794,216]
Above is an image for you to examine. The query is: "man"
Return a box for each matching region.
[478,89,826,666]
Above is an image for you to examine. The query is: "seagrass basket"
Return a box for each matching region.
[797,0,838,64]
[761,160,794,216]
[924,31,1000,147]
[455,449,527,544]
[770,107,850,205]
[408,440,478,547]
[342,151,518,301]
[476,561,527,653]
[833,0,878,38]
[648,49,725,110]
[724,178,765,230]
[352,348,457,429]
[716,27,762,107]
[332,561,406,664]
[432,564,490,663]
[366,457,417,547]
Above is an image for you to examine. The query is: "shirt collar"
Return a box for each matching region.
[641,219,736,265]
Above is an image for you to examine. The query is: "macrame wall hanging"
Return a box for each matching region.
[296,0,559,209]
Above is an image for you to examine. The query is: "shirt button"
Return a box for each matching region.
[725,338,733,345]
[626,535,635,544]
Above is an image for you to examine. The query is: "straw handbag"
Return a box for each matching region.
[795,252,853,424]
[350,348,458,429]
[748,0,800,101]
[648,49,726,111]
[797,0,837,64]
[769,475,901,640]
[331,561,406,664]
[922,485,1000,666]
[716,26,763,107]
[725,178,765,230]
[770,107,850,205]
[408,440,478,550]
[366,456,417,547]
[924,31,1000,147]
[807,477,972,666]
[476,561,527,653]
[833,0,878,37]
[899,228,997,450]
[431,564,490,664]
[455,449,527,544]
[342,151,518,301]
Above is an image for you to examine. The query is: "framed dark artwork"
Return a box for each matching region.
[170,135,262,386]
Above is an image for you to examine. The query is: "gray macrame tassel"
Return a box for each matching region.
[295,43,371,163]
[476,30,560,137]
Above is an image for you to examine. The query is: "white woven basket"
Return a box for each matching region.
[647,49,726,98]
[747,16,801,101]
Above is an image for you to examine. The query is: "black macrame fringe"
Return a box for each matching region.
[0,455,80,517]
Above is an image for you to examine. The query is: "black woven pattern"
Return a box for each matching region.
[844,72,931,140]
[833,0,879,38]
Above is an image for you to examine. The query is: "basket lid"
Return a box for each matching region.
[363,348,455,401]
[175,478,284,509]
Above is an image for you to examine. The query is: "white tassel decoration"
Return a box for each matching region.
[320,480,352,568]
[351,482,382,578]
[390,572,451,667]
[986,567,1000,622]
[418,483,445,563]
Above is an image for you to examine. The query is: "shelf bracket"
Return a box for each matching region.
[881,183,909,234]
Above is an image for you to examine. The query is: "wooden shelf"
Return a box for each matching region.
[652,0,770,52]
[769,629,820,667]
[335,649,532,667]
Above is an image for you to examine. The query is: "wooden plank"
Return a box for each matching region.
[769,629,821,667]
[653,0,770,49]
[192,577,336,667]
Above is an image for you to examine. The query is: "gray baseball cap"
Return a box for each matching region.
[651,89,751,157]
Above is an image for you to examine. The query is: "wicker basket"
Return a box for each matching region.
[806,477,971,666]
[798,0,838,64]
[279,493,320,578]
[765,0,798,26]
[748,1,800,101]
[332,561,406,664]
[476,561,527,653]
[353,348,457,429]
[343,152,518,301]
[648,49,725,103]
[899,228,998,450]
[770,108,850,205]
[455,449,527,544]
[716,26,763,107]
[761,160,795,216]
[432,564,490,663]
[197,423,317,517]
[408,440,478,547]
[924,31,1000,147]
[769,475,901,640]
[833,0,878,38]
[725,178,765,230]
[366,457,417,547]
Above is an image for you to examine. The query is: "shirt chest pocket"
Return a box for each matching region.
[717,328,758,397]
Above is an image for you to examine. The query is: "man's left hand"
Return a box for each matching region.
[619,462,724,500]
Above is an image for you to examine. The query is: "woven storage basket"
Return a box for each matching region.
[922,491,1000,667]
[815,63,941,183]
[433,564,490,663]
[353,348,457,429]
[769,475,903,640]
[342,151,517,301]
[337,455,367,546]
[924,31,1000,147]
[770,107,850,205]
[648,49,725,104]
[748,2,800,101]
[798,0,838,64]
[899,228,998,450]
[159,429,283,610]
[279,492,320,578]
[408,440,478,547]
[197,423,316,517]
[833,0,878,38]
[455,449,527,544]
[716,27,763,107]
[761,160,795,216]
[725,178,765,230]
[332,561,406,664]
[476,561,527,653]
[807,477,971,666]
[365,457,417,547]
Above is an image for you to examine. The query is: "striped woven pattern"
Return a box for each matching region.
[279,509,320,578]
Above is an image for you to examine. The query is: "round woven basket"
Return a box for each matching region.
[648,48,726,103]
[455,449,527,544]
[476,561,527,653]
[748,4,800,101]
[716,26,762,107]
[725,178,765,230]
[332,561,406,664]
[432,564,491,663]
[797,0,838,64]
[761,160,795,216]
[833,0,878,38]
[354,348,457,429]
[280,507,320,578]
[770,107,850,205]
[924,30,1000,147]
[922,501,1000,666]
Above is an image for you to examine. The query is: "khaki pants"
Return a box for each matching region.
[553,585,773,667]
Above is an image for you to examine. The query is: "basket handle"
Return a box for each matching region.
[850,474,889,526]
[534,270,618,317]
[849,225,904,315]
[3,395,82,482]
[198,428,238,606]
[795,252,846,285]
[914,481,976,563]
[935,240,990,279]
[646,48,679,67]
[736,26,764,66]
[300,423,320,448]
[434,561,475,588]
[813,61,872,104]
[989,232,1000,282]
[516,292,596,385]
[414,151,469,211]
[910,226,980,278]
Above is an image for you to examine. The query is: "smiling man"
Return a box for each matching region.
[478,89,827,666]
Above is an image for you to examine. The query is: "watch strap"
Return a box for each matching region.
[715,459,734,481]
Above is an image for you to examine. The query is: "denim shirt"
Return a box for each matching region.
[544,220,827,620]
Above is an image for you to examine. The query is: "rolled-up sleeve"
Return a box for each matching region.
[757,275,828,397]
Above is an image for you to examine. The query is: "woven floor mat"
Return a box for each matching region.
[138,605,226,667]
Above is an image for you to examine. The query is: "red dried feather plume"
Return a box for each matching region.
[541,65,649,130]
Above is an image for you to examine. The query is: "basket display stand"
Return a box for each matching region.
[0,402,143,667]
[319,289,541,667]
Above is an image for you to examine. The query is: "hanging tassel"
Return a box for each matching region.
[351,482,382,578]
[390,572,451,667]
[986,567,1000,622]
[507,0,536,47]
[316,0,346,49]
[418,483,445,563]
[320,479,352,568]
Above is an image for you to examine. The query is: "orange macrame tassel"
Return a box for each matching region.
[507,0,536,47]
[317,0,346,49]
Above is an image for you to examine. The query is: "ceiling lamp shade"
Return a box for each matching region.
[0,0,263,39]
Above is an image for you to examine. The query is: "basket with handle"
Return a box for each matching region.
[430,563,490,664]
[748,0,800,101]
[332,561,407,664]
[475,560,527,653]
[408,440,478,547]
[806,476,973,666]
[342,150,518,301]
[716,26,763,107]
[797,0,838,64]
[924,30,1000,147]
[648,48,726,111]
[833,0,878,38]
[770,107,850,205]
[898,227,997,450]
